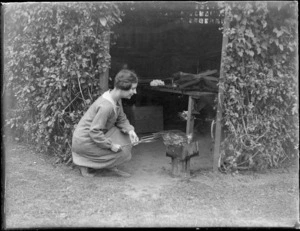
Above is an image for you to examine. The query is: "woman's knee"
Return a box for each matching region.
[124,152,132,161]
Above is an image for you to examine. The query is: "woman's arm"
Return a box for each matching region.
[89,105,113,149]
[115,102,139,144]
[115,102,134,133]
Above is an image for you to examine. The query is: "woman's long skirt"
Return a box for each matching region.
[72,127,132,169]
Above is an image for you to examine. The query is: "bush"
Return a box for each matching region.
[218,2,298,172]
[4,2,122,163]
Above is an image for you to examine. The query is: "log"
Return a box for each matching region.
[195,69,218,78]
[174,75,195,84]
[202,76,219,82]
[176,73,219,89]
[174,69,218,82]
[179,78,202,89]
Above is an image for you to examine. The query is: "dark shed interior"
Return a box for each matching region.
[109,1,223,134]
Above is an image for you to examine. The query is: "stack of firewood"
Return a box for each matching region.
[172,69,219,92]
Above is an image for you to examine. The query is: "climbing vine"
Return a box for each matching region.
[4,2,298,170]
[4,2,122,163]
[218,2,298,172]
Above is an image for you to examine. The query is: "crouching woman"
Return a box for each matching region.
[71,69,139,177]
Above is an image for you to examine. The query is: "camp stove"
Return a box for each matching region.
[123,130,200,177]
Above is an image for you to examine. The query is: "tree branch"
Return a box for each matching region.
[63,93,80,112]
[77,75,86,103]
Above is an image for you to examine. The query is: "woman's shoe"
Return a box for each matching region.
[110,167,131,177]
[79,166,96,177]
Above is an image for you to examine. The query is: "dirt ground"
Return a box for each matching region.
[4,131,299,228]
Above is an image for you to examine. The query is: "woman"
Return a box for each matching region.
[72,69,139,177]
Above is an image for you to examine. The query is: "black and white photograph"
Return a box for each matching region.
[2,1,299,228]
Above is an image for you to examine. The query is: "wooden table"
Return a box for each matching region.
[143,86,217,177]
[144,86,216,135]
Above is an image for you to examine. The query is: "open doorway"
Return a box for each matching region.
[110,1,223,135]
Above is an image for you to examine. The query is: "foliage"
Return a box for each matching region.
[4,2,122,163]
[218,2,298,172]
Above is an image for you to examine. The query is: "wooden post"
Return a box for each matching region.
[185,158,190,177]
[186,96,195,135]
[213,13,229,172]
[99,30,110,95]
[171,157,176,176]
[181,160,185,172]
[183,96,195,176]
[174,158,179,176]
[99,71,109,94]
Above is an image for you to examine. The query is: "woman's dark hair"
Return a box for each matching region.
[114,69,138,90]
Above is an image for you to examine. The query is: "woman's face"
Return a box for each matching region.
[121,83,138,99]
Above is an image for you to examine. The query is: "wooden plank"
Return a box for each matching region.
[202,76,219,82]
[194,69,218,78]
[213,13,229,172]
[185,91,216,98]
[148,86,216,98]
[178,75,219,89]
[179,78,202,89]
[174,70,218,85]
[175,70,217,79]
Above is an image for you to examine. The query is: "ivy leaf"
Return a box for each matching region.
[261,42,268,50]
[280,26,290,35]
[292,103,298,115]
[256,47,261,54]
[271,38,279,46]
[262,21,267,28]
[233,14,241,21]
[245,29,254,38]
[100,17,107,27]
[237,38,245,44]
[288,44,294,51]
[273,28,284,37]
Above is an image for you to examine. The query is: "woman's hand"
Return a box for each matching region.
[129,130,139,146]
[111,143,122,152]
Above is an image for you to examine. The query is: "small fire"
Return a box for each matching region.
[178,111,188,121]
[187,133,193,144]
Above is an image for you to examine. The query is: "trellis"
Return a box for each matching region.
[188,2,224,24]
[111,2,223,78]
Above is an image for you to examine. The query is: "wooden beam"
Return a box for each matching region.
[186,96,195,135]
[213,13,229,172]
[147,86,216,98]
[99,31,110,95]
[179,79,202,89]
[185,96,195,177]
[99,70,109,94]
